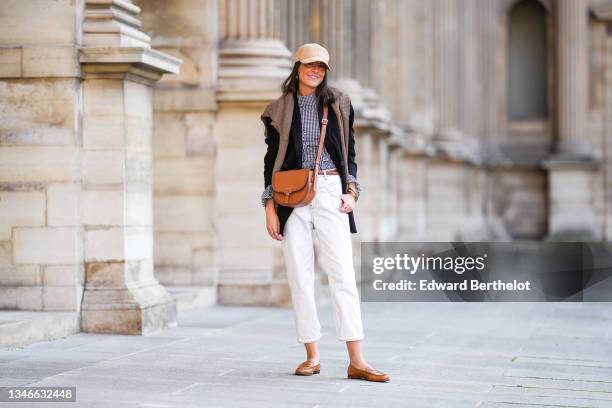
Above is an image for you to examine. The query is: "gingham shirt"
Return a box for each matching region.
[261,92,361,206]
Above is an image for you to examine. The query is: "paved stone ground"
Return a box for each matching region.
[1,302,612,408]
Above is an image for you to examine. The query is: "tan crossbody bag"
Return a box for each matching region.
[271,105,329,208]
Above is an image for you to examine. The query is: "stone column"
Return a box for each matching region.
[135,0,220,310]
[330,0,395,244]
[426,0,470,241]
[314,0,384,118]
[433,0,457,136]
[279,0,311,52]
[543,0,599,240]
[353,0,392,125]
[352,0,372,89]
[314,0,364,101]
[378,0,410,124]
[431,0,472,160]
[409,0,435,138]
[458,0,485,238]
[479,0,505,163]
[557,0,591,157]
[477,0,511,241]
[312,0,390,258]
[216,0,292,102]
[216,0,293,305]
[460,0,480,145]
[79,0,181,334]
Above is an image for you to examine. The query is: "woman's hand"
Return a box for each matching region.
[265,200,283,241]
[339,194,355,213]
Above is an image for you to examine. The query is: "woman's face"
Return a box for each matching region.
[298,61,326,90]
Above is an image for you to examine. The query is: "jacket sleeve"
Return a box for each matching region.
[261,117,279,206]
[263,117,279,187]
[347,102,357,179]
[346,102,361,195]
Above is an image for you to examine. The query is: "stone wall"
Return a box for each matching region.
[0,0,83,311]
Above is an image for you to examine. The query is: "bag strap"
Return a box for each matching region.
[312,105,329,188]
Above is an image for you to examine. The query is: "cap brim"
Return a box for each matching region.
[298,56,331,71]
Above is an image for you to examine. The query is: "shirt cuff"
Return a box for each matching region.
[261,185,273,207]
[346,174,361,197]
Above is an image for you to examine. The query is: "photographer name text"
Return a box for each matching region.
[371,253,531,292]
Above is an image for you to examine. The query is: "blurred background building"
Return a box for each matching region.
[1,0,612,346]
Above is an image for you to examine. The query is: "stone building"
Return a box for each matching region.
[1,0,611,346]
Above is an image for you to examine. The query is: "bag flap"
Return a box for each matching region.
[272,169,311,194]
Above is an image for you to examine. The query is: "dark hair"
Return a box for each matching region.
[281,61,336,107]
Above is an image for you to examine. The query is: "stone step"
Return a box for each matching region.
[0,311,79,350]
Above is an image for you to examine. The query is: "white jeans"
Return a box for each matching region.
[282,173,364,343]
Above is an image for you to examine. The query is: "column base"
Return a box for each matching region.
[543,155,600,242]
[81,276,177,335]
[217,38,292,102]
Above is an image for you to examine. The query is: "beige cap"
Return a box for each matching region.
[294,43,332,71]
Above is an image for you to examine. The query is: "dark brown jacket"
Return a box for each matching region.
[261,87,358,234]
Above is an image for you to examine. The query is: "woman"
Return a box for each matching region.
[260,43,389,383]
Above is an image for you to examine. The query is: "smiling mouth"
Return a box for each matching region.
[307,75,320,80]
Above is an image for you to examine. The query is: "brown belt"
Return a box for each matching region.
[317,169,339,175]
